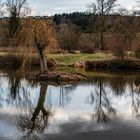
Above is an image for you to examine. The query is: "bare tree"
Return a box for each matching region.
[89,0,117,50]
[5,0,28,37]
[6,0,27,15]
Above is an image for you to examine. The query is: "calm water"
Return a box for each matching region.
[0,69,140,140]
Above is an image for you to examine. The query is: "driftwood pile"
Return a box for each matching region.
[34,72,87,82]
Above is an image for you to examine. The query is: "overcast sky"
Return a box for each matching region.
[4,0,139,16]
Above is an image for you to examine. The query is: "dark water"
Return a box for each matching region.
[0,69,140,140]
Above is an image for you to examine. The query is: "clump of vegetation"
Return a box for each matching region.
[107,34,126,60]
[80,43,96,54]
[85,59,140,71]
[0,21,9,47]
[57,23,81,53]
[135,49,140,59]
[134,40,140,59]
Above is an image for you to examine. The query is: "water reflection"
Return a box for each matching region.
[109,75,126,95]
[0,70,140,139]
[88,78,116,123]
[130,82,140,119]
[17,83,51,136]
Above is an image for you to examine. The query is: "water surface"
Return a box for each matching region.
[0,69,140,140]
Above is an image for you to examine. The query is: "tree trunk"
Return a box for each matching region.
[37,46,48,74]
[101,26,104,50]
[100,3,105,51]
[100,15,104,51]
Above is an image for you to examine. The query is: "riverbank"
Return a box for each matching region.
[0,51,111,65]
[84,58,140,71]
[0,53,140,71]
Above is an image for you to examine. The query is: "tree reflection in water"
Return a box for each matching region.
[17,82,51,137]
[130,77,140,118]
[1,70,140,139]
[109,75,126,95]
[4,73,22,105]
[88,78,116,123]
[59,84,75,106]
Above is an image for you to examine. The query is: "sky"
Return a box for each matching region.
[27,0,138,16]
[0,0,138,16]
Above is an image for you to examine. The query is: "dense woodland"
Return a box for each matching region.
[53,12,140,32]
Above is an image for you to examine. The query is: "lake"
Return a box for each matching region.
[0,69,140,140]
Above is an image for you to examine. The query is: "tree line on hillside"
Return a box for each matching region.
[53,12,98,31]
[53,1,140,59]
[0,0,140,73]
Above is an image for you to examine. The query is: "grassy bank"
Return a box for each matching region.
[0,49,140,71]
[48,53,112,65]
[0,49,112,66]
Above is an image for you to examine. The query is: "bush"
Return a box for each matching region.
[80,43,96,54]
[57,23,81,53]
[135,49,140,59]
[107,34,127,60]
[0,21,9,47]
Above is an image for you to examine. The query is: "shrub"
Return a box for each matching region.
[0,21,9,47]
[107,34,127,60]
[133,41,140,59]
[80,43,96,54]
[57,23,81,53]
[135,49,140,59]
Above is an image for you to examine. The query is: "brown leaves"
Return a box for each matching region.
[18,19,57,50]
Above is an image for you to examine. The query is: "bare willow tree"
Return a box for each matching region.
[89,0,117,50]
[5,0,29,37]
[18,19,57,74]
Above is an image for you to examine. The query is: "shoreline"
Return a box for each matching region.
[0,54,140,71]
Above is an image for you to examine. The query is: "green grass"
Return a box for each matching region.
[48,53,112,65]
[0,47,112,66]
